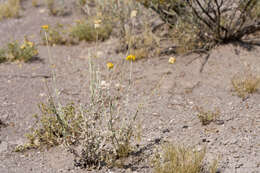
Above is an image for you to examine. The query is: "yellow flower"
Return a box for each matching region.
[168,57,176,64]
[26,41,34,47]
[41,25,49,30]
[20,44,26,50]
[107,62,114,69]
[126,54,136,61]
[33,50,38,55]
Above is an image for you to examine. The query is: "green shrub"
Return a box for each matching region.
[0,38,38,63]
[69,19,112,42]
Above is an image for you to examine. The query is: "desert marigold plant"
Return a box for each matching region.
[0,38,38,63]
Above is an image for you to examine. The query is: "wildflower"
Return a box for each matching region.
[41,25,49,30]
[33,50,38,55]
[20,44,26,50]
[126,54,136,61]
[107,62,114,69]
[168,57,176,64]
[26,41,34,47]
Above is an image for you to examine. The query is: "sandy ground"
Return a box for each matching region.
[0,1,259,173]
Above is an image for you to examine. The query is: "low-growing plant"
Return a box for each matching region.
[196,106,220,126]
[151,143,217,173]
[0,49,6,63]
[40,23,73,46]
[78,0,86,6]
[32,0,39,7]
[231,71,260,99]
[40,20,112,46]
[0,0,20,20]
[0,38,38,63]
[69,19,112,42]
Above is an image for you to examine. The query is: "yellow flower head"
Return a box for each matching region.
[20,44,26,50]
[26,41,34,47]
[168,57,176,64]
[41,25,49,30]
[107,62,114,69]
[126,54,136,61]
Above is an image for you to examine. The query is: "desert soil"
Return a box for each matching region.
[0,1,259,173]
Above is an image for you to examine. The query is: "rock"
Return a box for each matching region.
[182,125,188,129]
[162,128,170,133]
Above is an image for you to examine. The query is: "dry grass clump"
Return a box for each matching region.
[231,71,260,99]
[152,143,218,173]
[0,0,20,21]
[196,107,220,126]
[0,38,38,63]
[40,23,74,46]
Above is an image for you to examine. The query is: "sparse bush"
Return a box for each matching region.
[152,143,217,173]
[40,23,72,46]
[0,0,20,20]
[196,107,220,126]
[69,19,112,42]
[0,38,38,63]
[77,0,86,6]
[45,0,66,16]
[16,58,140,170]
[231,71,260,99]
[138,0,260,53]
[32,0,39,7]
[40,20,112,46]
